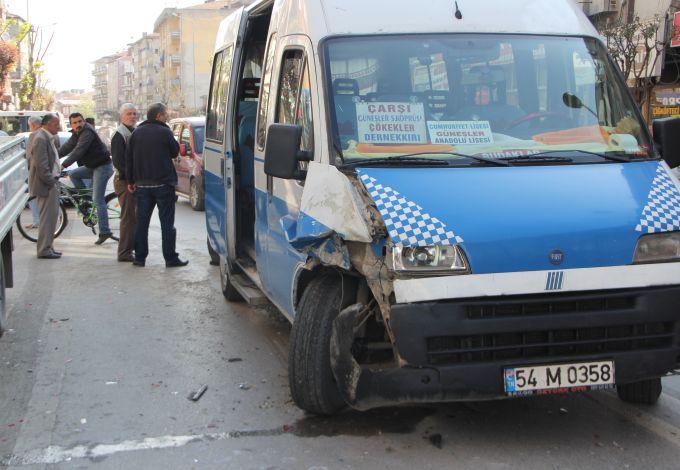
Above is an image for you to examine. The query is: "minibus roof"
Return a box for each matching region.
[217,0,599,49]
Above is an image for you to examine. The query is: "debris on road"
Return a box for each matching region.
[428,433,443,449]
[105,381,118,385]
[227,357,242,363]
[238,383,251,390]
[189,384,208,401]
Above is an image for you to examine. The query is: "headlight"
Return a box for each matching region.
[633,232,680,264]
[392,245,469,273]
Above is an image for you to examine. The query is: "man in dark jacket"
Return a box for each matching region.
[60,112,114,244]
[126,103,188,268]
[111,103,138,262]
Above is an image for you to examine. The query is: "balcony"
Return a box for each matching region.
[586,0,618,15]
[171,55,181,66]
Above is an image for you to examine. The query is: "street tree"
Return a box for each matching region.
[19,25,54,110]
[0,17,30,97]
[599,14,672,117]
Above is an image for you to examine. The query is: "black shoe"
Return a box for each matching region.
[38,252,61,259]
[118,255,135,262]
[95,233,113,245]
[52,251,62,256]
[132,259,145,267]
[166,258,189,268]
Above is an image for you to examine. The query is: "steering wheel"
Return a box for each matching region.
[505,111,571,130]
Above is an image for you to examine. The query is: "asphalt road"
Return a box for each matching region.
[1,199,680,469]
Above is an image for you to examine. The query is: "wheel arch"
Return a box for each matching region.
[293,264,361,314]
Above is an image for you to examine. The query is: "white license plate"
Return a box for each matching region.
[504,360,615,395]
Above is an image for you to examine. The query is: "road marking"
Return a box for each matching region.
[2,428,287,466]
[588,391,680,448]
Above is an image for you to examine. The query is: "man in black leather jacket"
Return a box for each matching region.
[60,113,115,244]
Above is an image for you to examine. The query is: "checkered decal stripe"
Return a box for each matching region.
[635,165,680,233]
[359,173,463,246]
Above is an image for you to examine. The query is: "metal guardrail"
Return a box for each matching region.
[0,136,29,242]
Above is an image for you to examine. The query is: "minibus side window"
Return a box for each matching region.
[275,49,314,153]
[206,46,233,143]
[256,33,278,151]
[206,51,224,141]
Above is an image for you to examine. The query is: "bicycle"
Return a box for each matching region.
[16,176,121,243]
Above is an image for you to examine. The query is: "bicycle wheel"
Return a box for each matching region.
[105,192,121,242]
[16,197,68,243]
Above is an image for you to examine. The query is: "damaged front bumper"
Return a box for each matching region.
[331,286,680,410]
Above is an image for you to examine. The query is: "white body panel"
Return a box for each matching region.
[299,162,372,242]
[234,0,598,46]
[394,263,680,304]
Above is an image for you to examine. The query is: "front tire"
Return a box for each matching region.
[289,273,345,415]
[617,378,662,405]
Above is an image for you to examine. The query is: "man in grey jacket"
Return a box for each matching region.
[28,114,62,259]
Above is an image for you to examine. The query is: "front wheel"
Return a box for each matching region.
[617,378,662,405]
[16,197,68,243]
[289,273,346,415]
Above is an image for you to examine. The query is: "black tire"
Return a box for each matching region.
[207,237,219,266]
[219,257,243,301]
[190,177,205,211]
[289,273,345,415]
[617,378,662,405]
[16,198,68,243]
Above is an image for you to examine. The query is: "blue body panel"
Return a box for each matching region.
[359,161,663,274]
[204,146,226,256]
[258,188,306,317]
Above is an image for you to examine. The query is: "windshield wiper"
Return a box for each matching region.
[342,151,510,168]
[513,149,639,163]
[342,155,449,168]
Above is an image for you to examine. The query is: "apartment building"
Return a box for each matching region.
[129,33,161,113]
[153,0,246,116]
[93,54,116,120]
[93,52,131,122]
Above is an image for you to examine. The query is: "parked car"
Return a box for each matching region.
[170,117,205,211]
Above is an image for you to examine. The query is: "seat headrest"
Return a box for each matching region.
[333,78,359,95]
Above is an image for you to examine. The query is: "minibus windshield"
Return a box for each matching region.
[324,34,653,165]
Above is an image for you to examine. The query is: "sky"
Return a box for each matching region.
[5,0,203,92]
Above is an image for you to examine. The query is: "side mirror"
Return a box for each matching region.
[562,92,583,109]
[179,143,187,157]
[652,117,680,168]
[264,124,311,179]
